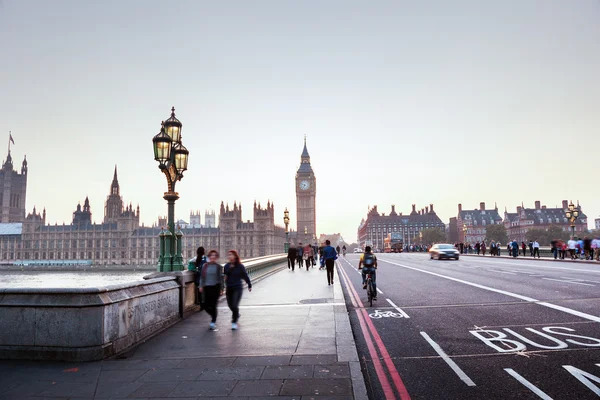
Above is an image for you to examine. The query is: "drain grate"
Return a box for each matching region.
[299,298,331,304]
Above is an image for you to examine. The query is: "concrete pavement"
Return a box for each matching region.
[0,263,366,400]
[338,252,600,399]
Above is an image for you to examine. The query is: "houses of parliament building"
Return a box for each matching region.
[0,150,287,265]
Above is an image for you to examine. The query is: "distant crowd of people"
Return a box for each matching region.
[454,237,600,261]
[404,244,430,252]
[286,240,343,285]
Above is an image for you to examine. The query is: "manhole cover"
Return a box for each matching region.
[299,298,331,304]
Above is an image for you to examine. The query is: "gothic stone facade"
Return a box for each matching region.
[296,139,316,240]
[0,150,27,223]
[0,167,285,265]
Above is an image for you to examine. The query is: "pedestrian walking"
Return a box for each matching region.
[521,242,527,257]
[551,240,558,260]
[223,250,252,330]
[593,237,600,261]
[481,241,487,256]
[583,237,593,260]
[303,243,314,271]
[323,240,338,286]
[568,237,577,259]
[287,245,297,271]
[193,247,207,308]
[512,240,519,258]
[296,243,304,267]
[199,250,223,331]
[560,241,568,260]
[532,240,540,258]
[528,241,534,257]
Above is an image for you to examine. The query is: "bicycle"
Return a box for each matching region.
[365,272,375,307]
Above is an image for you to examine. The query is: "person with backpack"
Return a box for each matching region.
[322,240,338,285]
[358,246,378,301]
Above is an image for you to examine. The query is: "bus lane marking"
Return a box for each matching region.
[504,368,553,399]
[379,258,600,323]
[420,332,476,387]
[563,365,600,396]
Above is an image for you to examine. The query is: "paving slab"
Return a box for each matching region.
[230,379,284,396]
[0,266,363,399]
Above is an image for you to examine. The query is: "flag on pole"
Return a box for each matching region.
[9,133,14,145]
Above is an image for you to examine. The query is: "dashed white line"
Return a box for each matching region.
[379,258,600,323]
[504,368,553,399]
[386,298,410,318]
[421,332,476,387]
[377,288,384,294]
[487,269,517,275]
[542,278,595,286]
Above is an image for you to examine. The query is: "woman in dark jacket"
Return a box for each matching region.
[224,250,252,330]
[199,250,224,331]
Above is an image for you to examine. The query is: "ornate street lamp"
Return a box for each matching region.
[565,201,580,240]
[152,107,189,272]
[283,208,290,253]
[463,224,468,244]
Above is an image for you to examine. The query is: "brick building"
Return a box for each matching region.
[358,204,445,250]
[456,202,503,244]
[503,200,587,242]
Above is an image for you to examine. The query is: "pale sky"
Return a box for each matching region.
[1,0,599,242]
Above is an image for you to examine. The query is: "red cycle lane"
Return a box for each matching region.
[336,260,411,400]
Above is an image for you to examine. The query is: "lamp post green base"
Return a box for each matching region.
[158,192,185,272]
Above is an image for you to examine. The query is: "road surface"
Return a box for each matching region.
[337,253,600,399]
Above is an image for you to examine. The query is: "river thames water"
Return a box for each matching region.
[0,270,150,288]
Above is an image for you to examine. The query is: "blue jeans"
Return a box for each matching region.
[361,268,377,294]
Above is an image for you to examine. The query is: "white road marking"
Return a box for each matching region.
[560,277,600,284]
[505,368,553,399]
[542,278,595,286]
[217,302,346,309]
[386,298,410,318]
[563,365,600,395]
[487,269,517,275]
[380,258,600,323]
[466,258,600,274]
[377,288,384,294]
[420,332,476,387]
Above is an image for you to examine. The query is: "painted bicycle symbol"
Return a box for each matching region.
[368,309,404,319]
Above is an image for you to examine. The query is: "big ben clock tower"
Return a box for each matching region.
[296,137,316,241]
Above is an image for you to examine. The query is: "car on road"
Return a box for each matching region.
[429,243,460,260]
[353,248,362,253]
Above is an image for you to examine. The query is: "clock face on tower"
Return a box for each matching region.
[299,180,310,191]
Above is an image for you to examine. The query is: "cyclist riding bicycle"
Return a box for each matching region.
[342,245,347,256]
[358,246,377,300]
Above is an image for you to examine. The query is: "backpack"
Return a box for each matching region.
[363,253,376,267]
